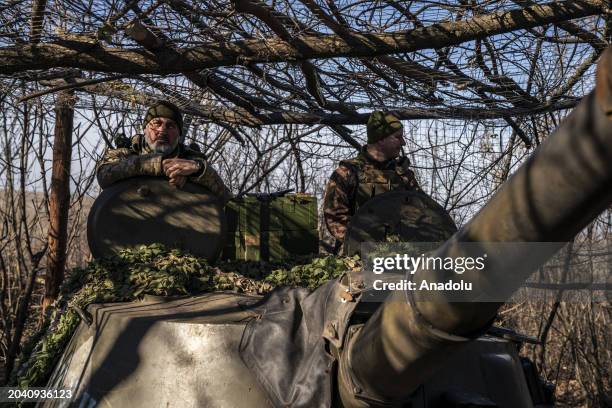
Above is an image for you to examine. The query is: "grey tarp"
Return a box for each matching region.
[240,280,359,408]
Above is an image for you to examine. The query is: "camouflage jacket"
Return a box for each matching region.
[323,151,422,250]
[96,135,231,202]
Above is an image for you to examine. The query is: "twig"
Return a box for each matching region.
[18,75,126,103]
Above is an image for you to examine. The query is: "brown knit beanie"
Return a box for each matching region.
[367,111,402,144]
[143,100,183,135]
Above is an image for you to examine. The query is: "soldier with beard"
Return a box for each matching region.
[96,100,230,202]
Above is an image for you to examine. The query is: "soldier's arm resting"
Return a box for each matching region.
[323,164,357,247]
[96,149,164,189]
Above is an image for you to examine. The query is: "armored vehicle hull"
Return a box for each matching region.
[44,293,541,408]
[43,293,270,408]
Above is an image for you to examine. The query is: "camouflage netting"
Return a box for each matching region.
[13,244,361,389]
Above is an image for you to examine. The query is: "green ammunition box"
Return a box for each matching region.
[222,193,319,261]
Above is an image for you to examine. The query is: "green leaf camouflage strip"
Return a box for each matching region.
[12,244,361,390]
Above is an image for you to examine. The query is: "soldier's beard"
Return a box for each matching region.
[146,134,179,155]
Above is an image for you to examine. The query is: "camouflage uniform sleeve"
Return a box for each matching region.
[404,168,422,192]
[96,148,164,189]
[398,157,423,192]
[188,158,232,203]
[323,164,358,249]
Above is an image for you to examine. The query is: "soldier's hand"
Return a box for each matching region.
[169,175,187,189]
[162,158,200,178]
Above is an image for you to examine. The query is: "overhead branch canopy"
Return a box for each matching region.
[0,0,608,134]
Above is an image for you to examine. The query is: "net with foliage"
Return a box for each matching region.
[12,243,360,389]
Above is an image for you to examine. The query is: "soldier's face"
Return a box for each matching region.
[378,129,405,159]
[144,117,180,154]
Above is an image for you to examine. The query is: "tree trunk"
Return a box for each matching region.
[43,91,74,310]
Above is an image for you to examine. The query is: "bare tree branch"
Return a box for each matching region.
[0,0,603,74]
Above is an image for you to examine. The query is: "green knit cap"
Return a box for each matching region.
[367,111,402,143]
[143,100,183,135]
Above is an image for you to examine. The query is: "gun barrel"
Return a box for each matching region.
[339,50,612,406]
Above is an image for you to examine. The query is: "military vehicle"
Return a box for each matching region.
[38,50,612,408]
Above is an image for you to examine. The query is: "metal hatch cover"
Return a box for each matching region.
[42,293,271,408]
[87,177,226,261]
[344,190,457,255]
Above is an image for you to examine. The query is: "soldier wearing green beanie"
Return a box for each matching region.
[366,111,403,144]
[142,100,184,137]
[323,111,422,254]
[96,100,230,203]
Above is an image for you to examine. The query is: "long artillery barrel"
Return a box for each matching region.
[338,49,612,406]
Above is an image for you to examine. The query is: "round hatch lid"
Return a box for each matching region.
[344,190,457,256]
[88,177,226,261]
